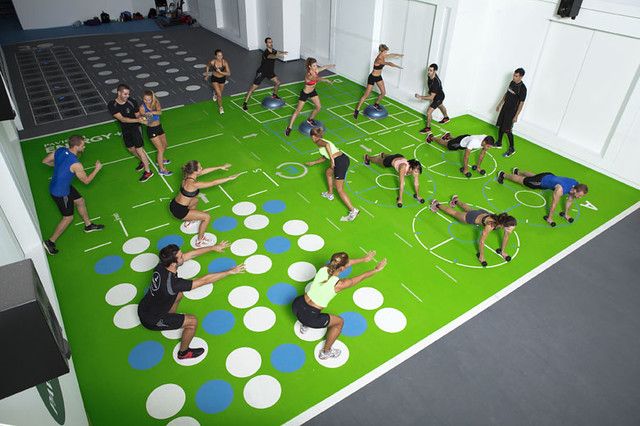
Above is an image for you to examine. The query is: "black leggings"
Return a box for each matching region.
[498,130,514,149]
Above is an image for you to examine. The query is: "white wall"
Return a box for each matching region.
[300,0,332,64]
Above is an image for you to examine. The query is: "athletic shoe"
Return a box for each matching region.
[285,127,291,136]
[307,118,317,126]
[442,132,451,140]
[159,170,173,176]
[449,195,458,208]
[497,171,505,184]
[321,192,334,201]
[219,108,224,115]
[340,208,360,222]
[163,159,171,165]
[503,149,515,158]
[139,171,154,182]
[177,347,205,360]
[439,117,450,124]
[195,236,213,248]
[429,199,440,213]
[496,142,502,148]
[212,93,217,101]
[299,324,308,334]
[419,126,431,134]
[353,109,359,120]
[512,167,519,176]
[272,94,281,99]
[43,240,58,255]
[242,102,248,111]
[135,161,144,172]
[319,347,342,360]
[363,154,370,166]
[373,103,381,110]
[84,223,105,233]
[426,134,434,144]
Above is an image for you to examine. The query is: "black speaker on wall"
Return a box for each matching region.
[557,0,583,19]
[0,259,71,400]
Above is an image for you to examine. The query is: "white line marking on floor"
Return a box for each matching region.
[360,144,372,152]
[379,130,391,135]
[143,150,172,193]
[326,217,341,231]
[436,212,453,223]
[343,151,357,161]
[428,160,447,169]
[401,283,423,302]
[402,143,415,149]
[372,139,391,151]
[263,171,280,187]
[435,265,458,283]
[203,205,221,212]
[347,138,361,145]
[132,200,155,209]
[243,133,258,139]
[358,246,378,261]
[297,192,310,204]
[394,232,414,248]
[280,144,291,152]
[219,186,233,201]
[248,189,268,198]
[430,237,453,251]
[75,216,100,226]
[359,205,374,218]
[250,152,261,161]
[197,193,210,204]
[117,219,128,237]
[145,223,170,232]
[84,241,112,252]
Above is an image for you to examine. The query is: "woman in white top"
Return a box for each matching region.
[364,152,425,207]
[427,132,496,177]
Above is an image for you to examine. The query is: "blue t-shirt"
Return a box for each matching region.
[49,147,78,196]
[540,174,577,195]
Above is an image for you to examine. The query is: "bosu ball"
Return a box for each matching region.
[298,119,325,136]
[261,96,285,110]
[364,104,389,119]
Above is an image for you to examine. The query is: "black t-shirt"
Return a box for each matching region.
[428,75,444,100]
[258,48,277,74]
[138,264,193,315]
[108,98,140,132]
[502,81,527,111]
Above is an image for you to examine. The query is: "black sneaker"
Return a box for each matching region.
[242,102,248,111]
[84,223,105,233]
[353,109,359,120]
[139,171,154,182]
[307,118,317,126]
[135,161,144,172]
[272,94,281,99]
[496,142,502,147]
[419,126,431,134]
[426,134,434,144]
[43,240,58,255]
[503,149,515,158]
[364,154,370,165]
[497,171,505,184]
[177,347,205,360]
[373,103,381,110]
[512,167,519,176]
[439,117,450,124]
[285,127,291,137]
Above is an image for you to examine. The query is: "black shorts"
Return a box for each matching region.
[122,127,144,148]
[291,295,330,328]
[332,154,350,180]
[447,134,470,151]
[496,107,516,132]
[139,309,185,331]
[523,172,553,190]
[147,124,164,139]
[253,70,276,85]
[51,186,81,216]
[465,209,489,225]
[170,199,190,220]
[430,96,445,109]
[382,153,404,168]
[211,75,226,84]
[299,89,318,102]
[367,73,383,85]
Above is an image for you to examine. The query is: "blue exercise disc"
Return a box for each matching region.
[364,104,389,119]
[261,96,285,110]
[298,119,325,136]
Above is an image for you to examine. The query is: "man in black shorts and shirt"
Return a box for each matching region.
[108,84,153,182]
[138,242,245,360]
[415,63,449,133]
[496,68,527,158]
[242,37,288,110]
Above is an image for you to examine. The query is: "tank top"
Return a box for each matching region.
[143,102,160,122]
[306,267,339,307]
[392,157,410,174]
[540,175,577,194]
[318,139,340,159]
[49,147,78,197]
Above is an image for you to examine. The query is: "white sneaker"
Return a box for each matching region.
[319,347,341,360]
[212,93,217,101]
[219,107,224,115]
[321,192,334,201]
[340,208,360,222]
[299,324,308,334]
[195,237,213,248]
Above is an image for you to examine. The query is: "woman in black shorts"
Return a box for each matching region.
[170,160,242,248]
[364,152,425,207]
[285,57,335,136]
[305,128,359,222]
[292,251,386,360]
[205,49,231,114]
[139,90,171,176]
[429,195,516,267]
[353,44,403,119]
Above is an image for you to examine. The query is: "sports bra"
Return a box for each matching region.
[180,178,199,197]
[392,157,410,174]
[305,73,318,85]
[373,62,385,70]
[143,103,160,122]
[212,61,226,72]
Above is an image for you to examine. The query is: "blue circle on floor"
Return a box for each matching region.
[340,311,367,337]
[128,341,164,370]
[196,380,233,414]
[202,310,235,335]
[262,200,286,214]
[208,257,236,273]
[265,236,291,254]
[212,216,237,232]
[95,255,124,275]
[157,234,184,250]
[271,343,305,373]
[267,283,298,305]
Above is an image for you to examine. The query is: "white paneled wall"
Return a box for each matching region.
[301,0,332,64]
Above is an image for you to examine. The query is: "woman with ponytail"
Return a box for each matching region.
[429,195,516,267]
[139,90,171,176]
[292,251,387,360]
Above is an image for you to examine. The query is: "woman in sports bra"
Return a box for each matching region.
[354,44,403,119]
[205,49,231,115]
[170,160,242,248]
[139,90,171,176]
[285,57,335,136]
[429,195,517,267]
[363,152,425,208]
[305,127,359,222]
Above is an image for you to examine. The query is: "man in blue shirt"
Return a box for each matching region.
[42,135,104,255]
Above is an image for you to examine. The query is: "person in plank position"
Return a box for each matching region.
[364,152,425,207]
[427,132,496,177]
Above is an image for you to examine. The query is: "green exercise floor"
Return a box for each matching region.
[21,76,639,425]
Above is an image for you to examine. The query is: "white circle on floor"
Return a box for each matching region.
[87,56,100,61]
[288,261,316,282]
[353,287,384,310]
[131,253,159,272]
[314,340,349,368]
[374,307,407,333]
[157,61,170,66]
[177,259,201,279]
[155,91,169,97]
[136,73,150,78]
[231,238,257,256]
[161,328,183,340]
[167,417,200,426]
[142,48,154,53]
[226,347,261,378]
[98,70,112,76]
[128,65,142,71]
[122,237,150,254]
[166,68,179,73]
[243,375,281,409]
[37,42,54,48]
[193,63,206,69]
[105,283,137,306]
[150,54,162,59]
[167,45,178,49]
[111,88,117,93]
[189,233,217,249]
[146,383,185,419]
[283,219,308,236]
[294,320,326,341]
[82,50,95,54]
[244,307,276,332]
[244,215,269,230]
[79,45,90,49]
[228,286,259,309]
[114,52,127,57]
[113,304,140,329]
[134,43,146,47]
[153,35,163,39]
[128,38,140,42]
[172,337,208,366]
[176,50,187,55]
[180,220,200,234]
[104,41,116,45]
[184,57,197,61]
[185,85,201,91]
[297,234,324,252]
[160,40,171,44]
[183,283,212,300]
[375,173,399,190]
[514,190,547,208]
[109,46,121,51]
[105,78,119,84]
[92,63,106,68]
[232,201,256,216]
[144,82,159,88]
[175,76,189,82]
[245,255,272,274]
[121,58,134,63]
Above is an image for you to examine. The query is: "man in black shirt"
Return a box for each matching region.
[137,242,245,360]
[108,84,153,182]
[496,68,527,158]
[242,37,288,110]
[415,63,449,134]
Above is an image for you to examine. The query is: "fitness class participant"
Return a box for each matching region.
[497,168,588,226]
[170,161,242,247]
[496,68,527,157]
[292,251,386,360]
[285,58,335,136]
[415,63,449,133]
[242,37,288,110]
[363,152,425,207]
[353,44,403,119]
[305,128,359,222]
[139,90,171,176]
[430,195,516,267]
[108,84,153,182]
[426,132,496,177]
[42,135,104,255]
[138,243,245,360]
[205,49,231,115]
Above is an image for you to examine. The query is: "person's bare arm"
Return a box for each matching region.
[412,174,424,202]
[222,60,231,76]
[414,92,435,101]
[546,186,563,223]
[191,264,245,289]
[71,161,102,184]
[476,147,487,169]
[113,112,144,124]
[200,163,232,175]
[563,195,575,221]
[386,53,404,59]
[335,259,387,292]
[496,94,506,112]
[513,101,525,123]
[462,149,471,172]
[317,64,336,73]
[183,241,230,261]
[42,152,55,166]
[499,228,512,258]
[346,251,376,267]
[194,174,242,189]
[383,61,403,69]
[477,225,492,262]
[305,156,327,166]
